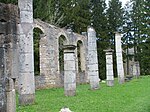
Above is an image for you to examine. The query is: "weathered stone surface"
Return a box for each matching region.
[0,46,6,112]
[20,11,33,23]
[104,49,114,87]
[0,3,19,112]
[107,80,114,87]
[6,78,16,112]
[19,53,34,72]
[115,32,125,84]
[33,19,88,88]
[133,61,140,78]
[19,94,35,105]
[18,0,35,105]
[18,0,33,11]
[64,45,76,96]
[87,27,99,90]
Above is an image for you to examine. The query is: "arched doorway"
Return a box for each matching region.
[33,28,44,75]
[77,40,86,83]
[58,35,67,85]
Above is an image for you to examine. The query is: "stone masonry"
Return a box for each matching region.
[63,45,76,96]
[18,0,35,105]
[133,61,140,78]
[104,49,114,86]
[34,19,88,89]
[0,3,19,112]
[0,2,100,108]
[87,27,99,89]
[115,32,125,84]
[124,48,140,77]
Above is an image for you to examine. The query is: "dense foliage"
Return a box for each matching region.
[0,0,149,78]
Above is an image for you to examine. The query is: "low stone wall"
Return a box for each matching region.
[35,75,59,89]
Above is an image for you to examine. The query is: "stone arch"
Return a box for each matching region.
[76,40,86,84]
[58,35,67,75]
[77,40,86,72]
[33,27,45,75]
[57,32,69,45]
[33,19,46,34]
[58,34,68,84]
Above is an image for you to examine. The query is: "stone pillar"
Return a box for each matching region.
[0,36,16,112]
[104,49,114,86]
[115,32,125,84]
[0,3,19,112]
[18,0,35,105]
[5,40,17,112]
[0,43,6,112]
[133,61,140,78]
[63,45,76,96]
[87,27,99,90]
[6,78,16,112]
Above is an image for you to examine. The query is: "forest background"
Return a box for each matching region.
[1,0,150,79]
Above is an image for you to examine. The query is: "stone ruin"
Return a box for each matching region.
[104,48,114,86]
[0,3,19,112]
[33,19,90,89]
[115,32,125,84]
[0,0,140,111]
[0,0,100,110]
[124,47,140,78]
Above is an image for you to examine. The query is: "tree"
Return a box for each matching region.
[0,0,17,4]
[135,0,150,75]
[64,0,91,33]
[33,0,64,27]
[107,0,124,77]
[123,0,150,75]
[90,0,108,79]
[107,0,124,33]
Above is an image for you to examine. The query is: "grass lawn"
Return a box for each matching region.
[17,76,150,112]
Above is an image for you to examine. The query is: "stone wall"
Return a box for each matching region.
[0,4,96,92]
[34,19,88,89]
[0,3,19,112]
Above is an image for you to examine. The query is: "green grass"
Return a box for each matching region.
[17,76,150,112]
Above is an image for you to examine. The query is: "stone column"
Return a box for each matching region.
[18,0,35,105]
[0,43,6,112]
[6,78,16,112]
[104,49,114,86]
[63,45,76,96]
[115,32,125,84]
[5,39,17,112]
[0,3,19,111]
[133,61,140,78]
[0,36,17,112]
[87,27,99,90]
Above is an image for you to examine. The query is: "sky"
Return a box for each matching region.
[106,0,130,7]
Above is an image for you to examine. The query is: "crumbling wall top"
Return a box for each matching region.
[0,3,19,23]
